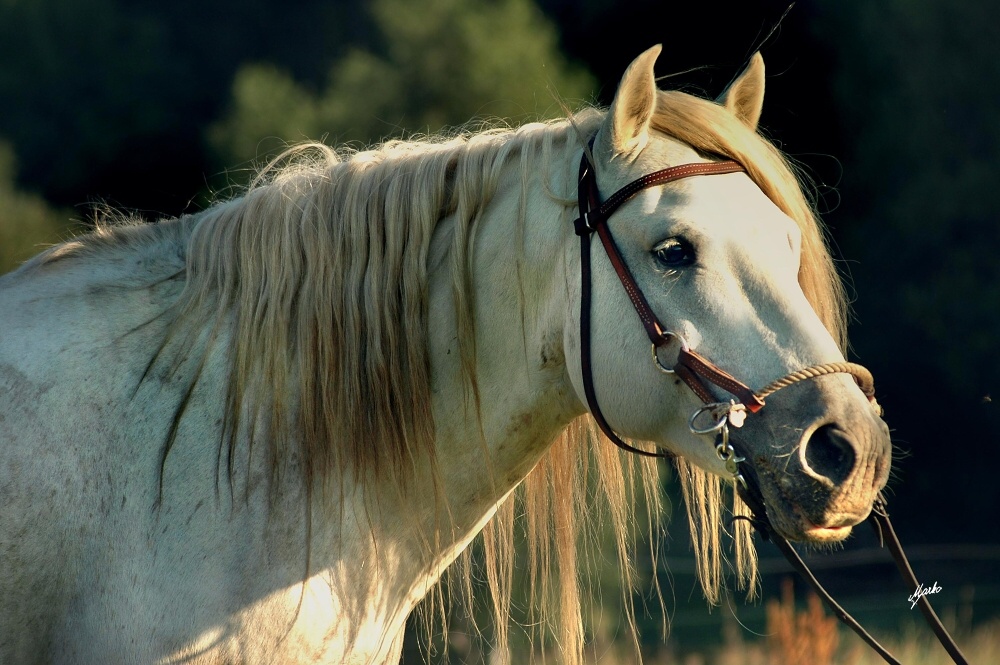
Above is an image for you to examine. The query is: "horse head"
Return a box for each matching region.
[569,45,891,544]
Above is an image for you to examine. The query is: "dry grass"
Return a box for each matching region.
[837,617,999,665]
[765,578,839,665]
[562,579,1000,665]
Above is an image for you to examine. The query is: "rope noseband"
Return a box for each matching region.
[572,141,967,665]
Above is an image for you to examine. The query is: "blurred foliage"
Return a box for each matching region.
[0,0,185,204]
[0,142,70,273]
[766,579,838,665]
[208,0,594,165]
[0,0,366,212]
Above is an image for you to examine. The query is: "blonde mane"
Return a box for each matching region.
[53,87,846,662]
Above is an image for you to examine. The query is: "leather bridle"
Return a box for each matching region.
[572,141,969,665]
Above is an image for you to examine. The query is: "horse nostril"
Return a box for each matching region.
[803,425,857,486]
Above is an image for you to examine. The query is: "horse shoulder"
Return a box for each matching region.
[0,228,210,659]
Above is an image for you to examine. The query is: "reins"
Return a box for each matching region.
[572,141,969,665]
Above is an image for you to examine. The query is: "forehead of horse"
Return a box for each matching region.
[610,145,798,260]
[604,132,791,233]
[640,174,794,243]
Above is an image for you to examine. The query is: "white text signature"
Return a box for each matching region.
[908,581,942,609]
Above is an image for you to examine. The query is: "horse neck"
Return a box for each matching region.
[245,138,586,652]
[364,138,585,590]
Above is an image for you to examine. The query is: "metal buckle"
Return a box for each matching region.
[715,428,747,489]
[688,400,747,433]
[689,401,748,488]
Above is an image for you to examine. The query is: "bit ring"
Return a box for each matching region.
[689,403,731,435]
[652,331,690,374]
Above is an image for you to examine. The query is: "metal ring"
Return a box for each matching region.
[651,331,690,375]
[689,403,729,435]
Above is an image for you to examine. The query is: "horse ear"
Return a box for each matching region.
[603,44,662,158]
[718,52,765,130]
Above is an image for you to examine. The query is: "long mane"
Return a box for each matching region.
[36,88,846,662]
[171,118,602,498]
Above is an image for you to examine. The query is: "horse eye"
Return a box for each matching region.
[653,238,695,269]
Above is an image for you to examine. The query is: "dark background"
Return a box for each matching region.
[2,0,998,658]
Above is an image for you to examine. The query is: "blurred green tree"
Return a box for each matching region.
[0,142,71,274]
[0,0,365,213]
[208,0,595,166]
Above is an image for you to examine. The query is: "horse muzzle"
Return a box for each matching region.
[736,374,892,543]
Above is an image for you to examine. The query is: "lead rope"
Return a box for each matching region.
[733,475,904,665]
[871,497,971,665]
[710,383,970,665]
[572,142,969,665]
[736,482,970,664]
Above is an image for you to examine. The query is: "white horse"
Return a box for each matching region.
[0,46,890,663]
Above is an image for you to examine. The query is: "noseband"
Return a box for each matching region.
[572,142,968,665]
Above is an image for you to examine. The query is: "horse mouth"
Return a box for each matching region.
[750,463,872,543]
[746,433,884,544]
[802,523,853,543]
[768,495,870,543]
